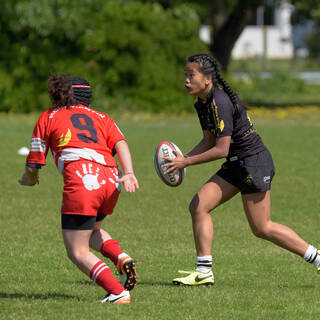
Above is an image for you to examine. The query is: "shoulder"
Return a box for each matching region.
[212,87,233,109]
[68,105,110,121]
[37,107,56,122]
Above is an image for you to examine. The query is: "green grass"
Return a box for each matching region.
[1,112,320,319]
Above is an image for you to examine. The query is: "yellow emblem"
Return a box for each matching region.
[219,119,224,132]
[58,128,71,147]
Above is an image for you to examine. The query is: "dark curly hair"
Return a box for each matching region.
[47,74,77,108]
[187,53,244,118]
[48,74,92,108]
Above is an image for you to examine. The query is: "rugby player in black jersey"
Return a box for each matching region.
[162,53,320,286]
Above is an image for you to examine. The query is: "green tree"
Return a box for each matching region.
[0,0,207,113]
[291,0,320,59]
[144,0,320,71]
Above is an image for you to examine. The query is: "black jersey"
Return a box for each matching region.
[194,87,265,160]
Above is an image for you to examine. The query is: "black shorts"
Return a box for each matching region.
[216,149,275,194]
[61,212,107,230]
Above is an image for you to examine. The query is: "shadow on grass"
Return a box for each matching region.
[77,279,175,287]
[0,292,76,300]
[138,280,182,287]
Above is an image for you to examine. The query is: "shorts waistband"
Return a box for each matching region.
[227,156,239,162]
[227,149,267,163]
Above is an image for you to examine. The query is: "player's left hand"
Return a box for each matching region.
[18,172,38,186]
[162,151,187,175]
[117,173,139,193]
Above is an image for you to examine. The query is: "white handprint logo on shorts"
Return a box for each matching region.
[76,163,106,191]
[108,167,121,192]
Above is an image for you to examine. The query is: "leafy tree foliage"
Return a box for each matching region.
[0,0,207,113]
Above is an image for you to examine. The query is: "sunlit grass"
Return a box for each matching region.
[1,110,320,320]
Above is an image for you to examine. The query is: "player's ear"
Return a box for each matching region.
[204,75,211,87]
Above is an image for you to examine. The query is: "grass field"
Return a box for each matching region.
[1,109,320,319]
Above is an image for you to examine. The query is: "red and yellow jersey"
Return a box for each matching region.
[26,105,125,172]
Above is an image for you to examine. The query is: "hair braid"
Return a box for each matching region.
[187,53,242,118]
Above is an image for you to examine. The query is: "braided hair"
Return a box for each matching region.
[186,53,242,118]
[48,74,92,108]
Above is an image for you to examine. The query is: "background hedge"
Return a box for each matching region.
[0,0,207,113]
[1,0,319,114]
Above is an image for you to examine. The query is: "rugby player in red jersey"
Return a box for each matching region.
[19,74,139,304]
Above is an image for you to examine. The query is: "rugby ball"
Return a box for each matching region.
[154,141,186,187]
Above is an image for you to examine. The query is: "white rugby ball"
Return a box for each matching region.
[154,141,186,187]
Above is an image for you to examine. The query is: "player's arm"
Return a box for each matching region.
[19,166,39,186]
[163,134,230,173]
[20,112,49,187]
[184,135,230,166]
[185,130,216,157]
[114,140,139,193]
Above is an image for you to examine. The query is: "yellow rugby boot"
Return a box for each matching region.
[173,270,214,286]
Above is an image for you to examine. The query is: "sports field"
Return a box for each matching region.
[1,108,320,319]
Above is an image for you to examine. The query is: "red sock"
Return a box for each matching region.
[90,261,124,295]
[100,239,123,265]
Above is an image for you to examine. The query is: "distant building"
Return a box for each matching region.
[232,1,294,59]
[199,1,298,60]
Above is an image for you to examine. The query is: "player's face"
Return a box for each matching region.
[184,62,212,99]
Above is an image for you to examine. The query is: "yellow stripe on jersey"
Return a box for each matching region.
[219,119,224,132]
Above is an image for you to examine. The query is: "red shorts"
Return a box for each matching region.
[61,160,121,216]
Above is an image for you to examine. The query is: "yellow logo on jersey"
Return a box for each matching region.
[219,119,224,132]
[58,128,71,147]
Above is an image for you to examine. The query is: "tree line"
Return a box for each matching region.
[1,0,319,113]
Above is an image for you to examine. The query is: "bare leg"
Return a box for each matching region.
[89,221,112,252]
[189,175,239,256]
[242,191,309,257]
[63,226,126,296]
[62,229,101,276]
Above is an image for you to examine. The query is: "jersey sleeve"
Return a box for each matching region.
[214,94,234,138]
[26,112,50,166]
[105,118,126,154]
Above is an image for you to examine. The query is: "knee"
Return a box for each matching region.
[189,197,212,218]
[189,197,200,217]
[65,247,88,265]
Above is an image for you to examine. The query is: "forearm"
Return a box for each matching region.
[186,138,215,157]
[115,140,134,174]
[185,136,230,167]
[185,146,227,166]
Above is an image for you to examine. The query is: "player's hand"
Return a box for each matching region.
[18,172,38,186]
[162,151,187,175]
[117,173,139,193]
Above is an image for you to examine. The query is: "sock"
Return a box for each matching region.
[90,261,124,295]
[100,239,126,265]
[196,255,212,274]
[304,245,320,267]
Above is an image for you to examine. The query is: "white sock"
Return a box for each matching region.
[304,245,320,267]
[118,252,128,260]
[196,255,212,274]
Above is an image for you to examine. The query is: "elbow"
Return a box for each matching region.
[217,147,229,159]
[221,149,229,158]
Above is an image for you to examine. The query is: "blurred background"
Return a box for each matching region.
[1,0,320,114]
